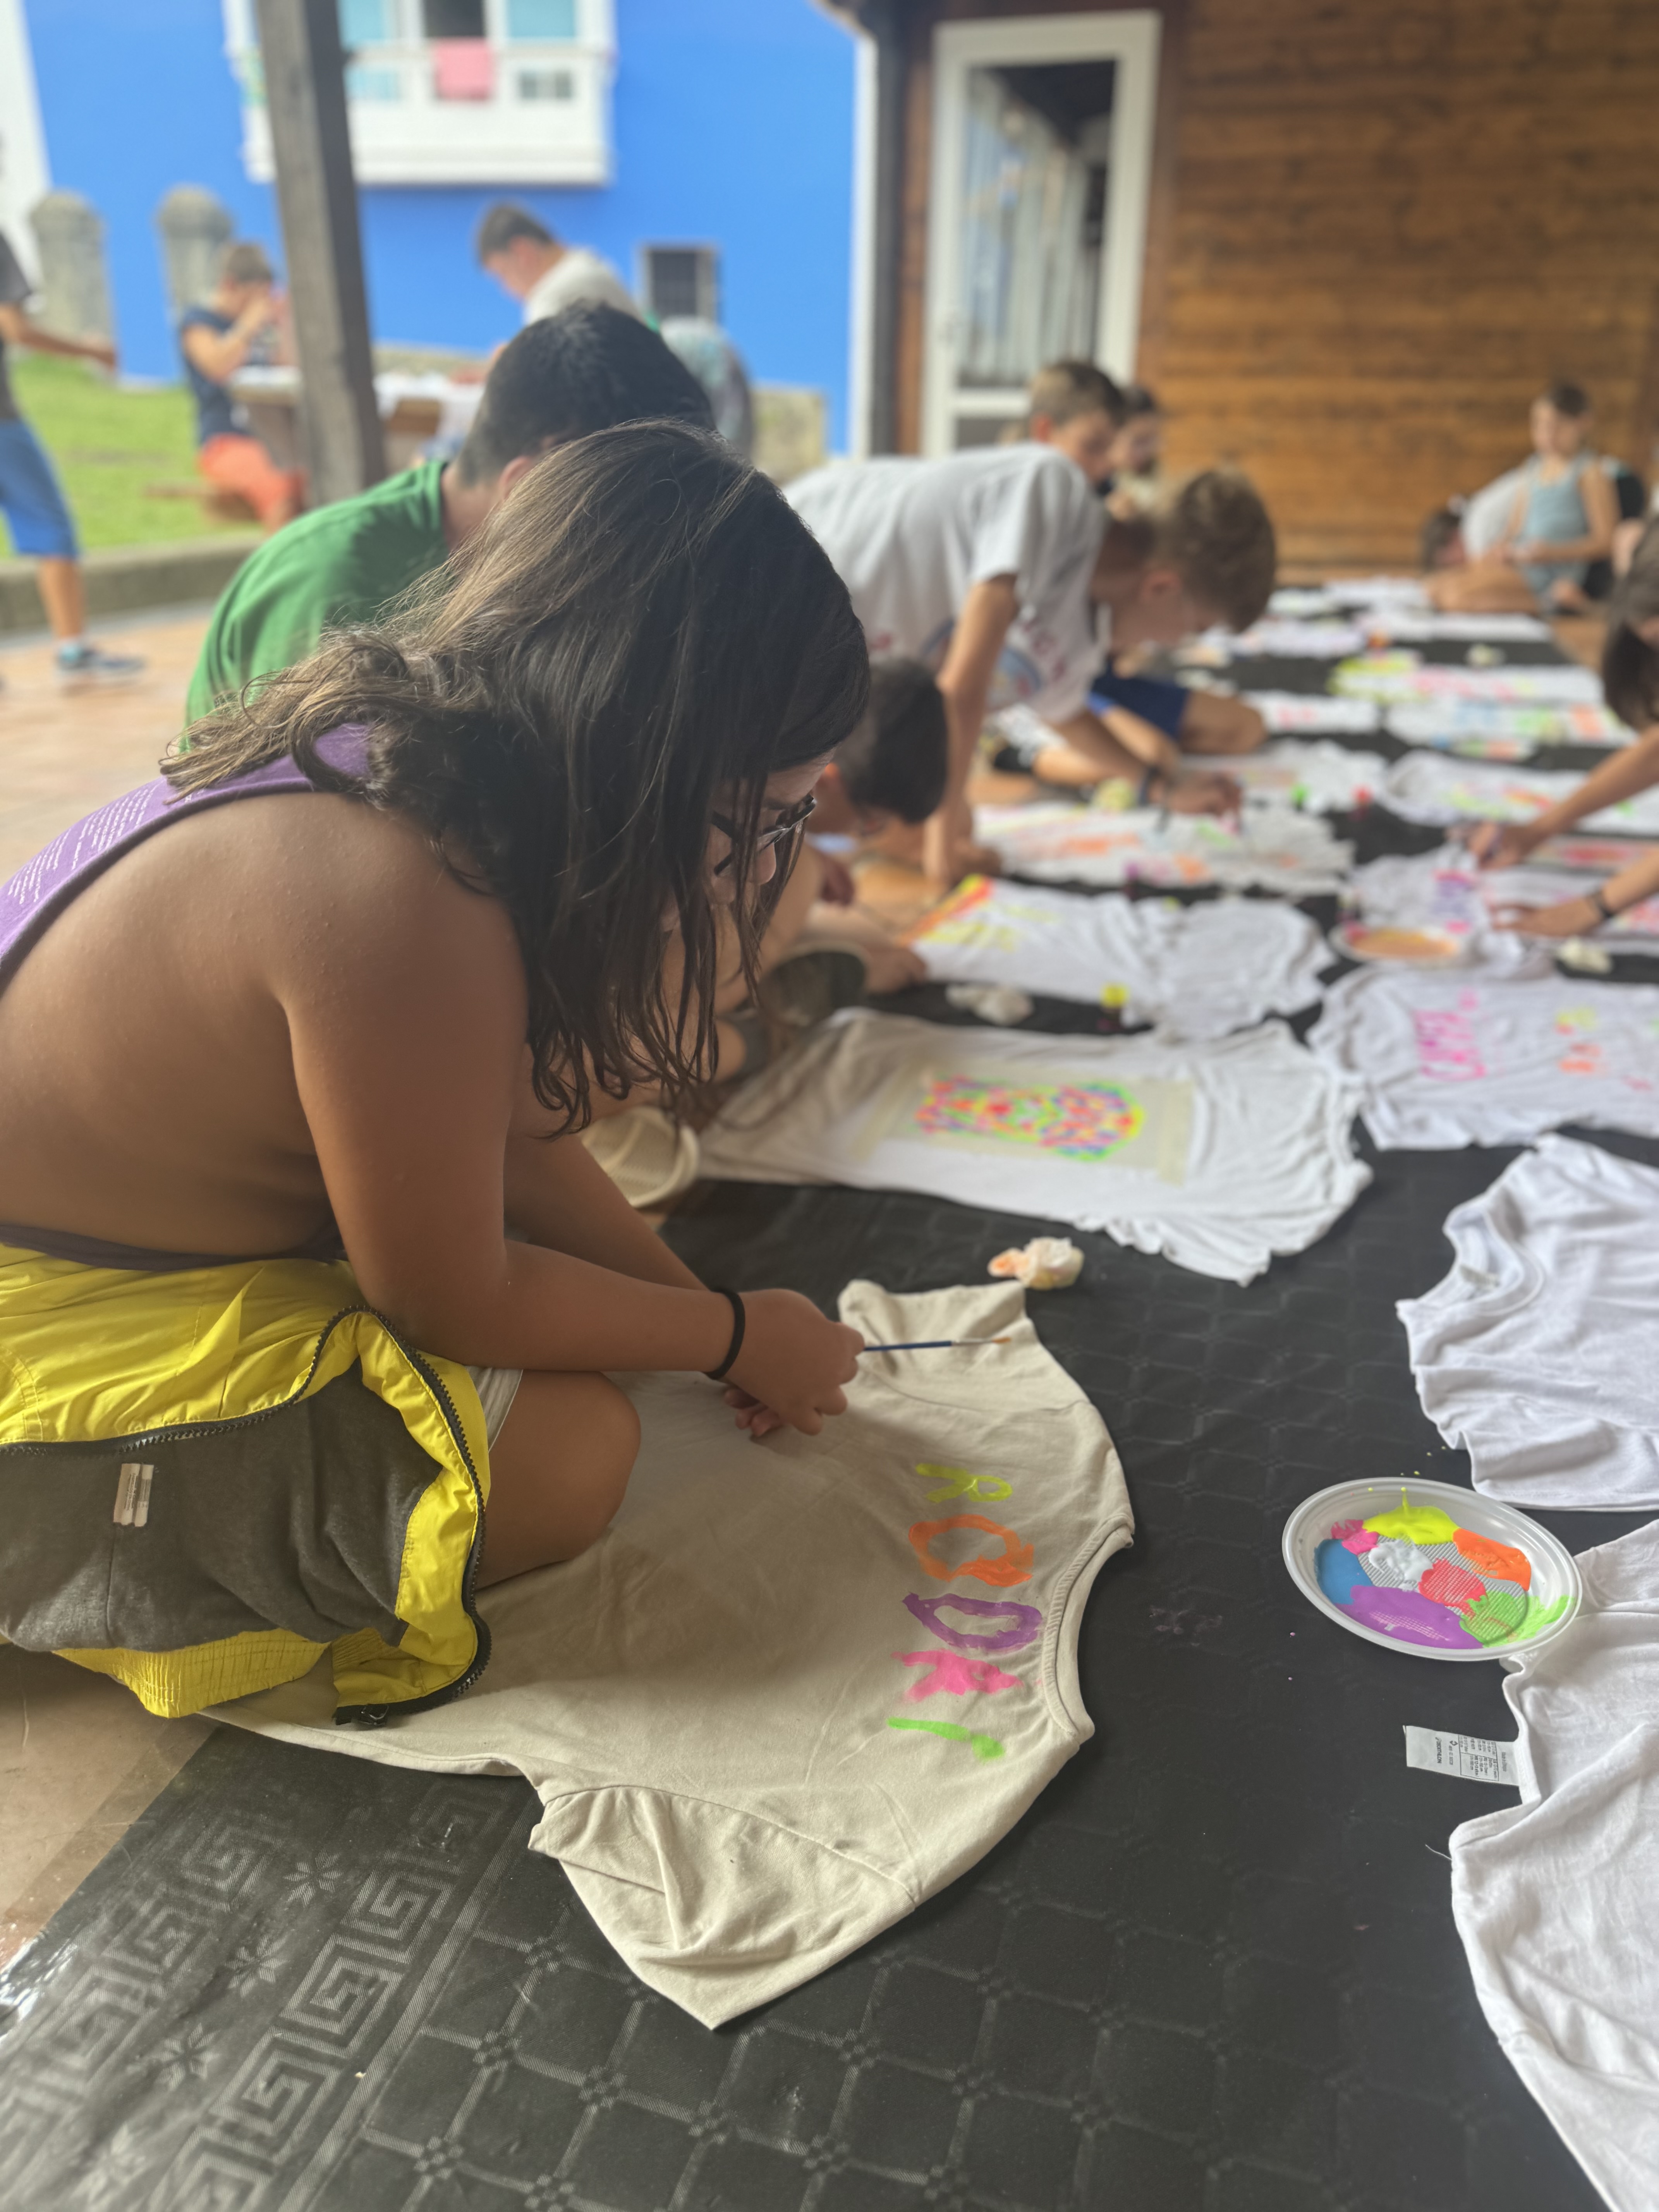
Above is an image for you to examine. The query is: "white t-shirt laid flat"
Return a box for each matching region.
[1213,617,1366,658]
[1380,754,1659,835]
[1241,693,1381,737]
[522,246,641,323]
[1451,1520,1659,2212]
[975,799,1352,896]
[1309,967,1659,1148]
[1228,738,1390,812]
[699,1010,1370,1285]
[907,876,1326,1042]
[1340,663,1604,706]
[1397,1136,1659,1511]
[1385,701,1626,752]
[787,446,1107,725]
[1342,847,1551,974]
[215,1280,1134,2028]
[1373,610,1555,644]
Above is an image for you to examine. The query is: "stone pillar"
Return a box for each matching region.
[156,185,234,319]
[27,190,113,342]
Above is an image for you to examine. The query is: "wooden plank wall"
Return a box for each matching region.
[892,0,1659,570]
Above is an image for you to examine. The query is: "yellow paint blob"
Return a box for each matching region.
[1364,1490,1459,1545]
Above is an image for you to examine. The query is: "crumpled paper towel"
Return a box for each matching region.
[945,982,1035,1025]
[988,1236,1083,1291]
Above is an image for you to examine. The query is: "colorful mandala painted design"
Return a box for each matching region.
[913,1075,1144,1160]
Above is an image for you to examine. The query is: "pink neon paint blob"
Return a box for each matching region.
[1331,1520,1365,1541]
[1342,1585,1482,1651]
[894,1649,1025,1702]
[902,1592,1042,1654]
[1340,1529,1379,1555]
[1419,1559,1485,1612]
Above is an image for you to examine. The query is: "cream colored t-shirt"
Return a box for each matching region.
[217,1281,1134,2026]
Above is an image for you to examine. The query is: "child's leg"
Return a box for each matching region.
[477,1369,641,1584]
[797,896,924,993]
[198,433,304,529]
[1425,558,1539,614]
[1177,691,1265,755]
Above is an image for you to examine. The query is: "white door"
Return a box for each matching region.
[923,12,1161,456]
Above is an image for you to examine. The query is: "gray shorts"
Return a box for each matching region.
[467,1365,523,1449]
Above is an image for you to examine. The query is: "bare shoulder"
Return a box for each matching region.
[180,790,525,1019]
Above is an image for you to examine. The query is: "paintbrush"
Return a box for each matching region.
[859,1336,1012,1354]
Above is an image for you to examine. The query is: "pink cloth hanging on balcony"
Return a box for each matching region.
[432,39,494,101]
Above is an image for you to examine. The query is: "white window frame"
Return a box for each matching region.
[222,0,616,187]
[922,11,1161,457]
[0,0,52,281]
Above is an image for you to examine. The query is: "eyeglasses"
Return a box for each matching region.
[710,793,817,875]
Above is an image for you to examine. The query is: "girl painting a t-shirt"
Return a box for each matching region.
[1468,517,1659,935]
[0,422,866,1723]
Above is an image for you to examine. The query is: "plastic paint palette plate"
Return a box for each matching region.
[1329,920,1467,967]
[1282,1479,1582,1663]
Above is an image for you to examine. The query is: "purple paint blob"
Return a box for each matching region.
[902,1592,1042,1654]
[1343,1585,1482,1651]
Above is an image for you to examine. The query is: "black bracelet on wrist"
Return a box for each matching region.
[1135,765,1159,808]
[1589,886,1619,927]
[704,1288,747,1381]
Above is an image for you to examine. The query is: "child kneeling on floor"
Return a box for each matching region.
[788,445,1276,885]
[0,422,867,1723]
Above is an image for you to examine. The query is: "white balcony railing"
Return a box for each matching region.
[223,0,615,186]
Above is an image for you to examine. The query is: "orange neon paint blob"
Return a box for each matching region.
[1455,1528,1533,1592]
[908,1514,1035,1589]
[1341,924,1460,963]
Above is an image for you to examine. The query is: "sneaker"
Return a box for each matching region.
[56,641,145,684]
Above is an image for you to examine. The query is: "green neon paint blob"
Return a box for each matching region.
[918,1462,1013,1505]
[887,1717,1005,1762]
[1462,1590,1526,1645]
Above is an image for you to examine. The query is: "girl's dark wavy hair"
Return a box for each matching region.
[164,421,869,1125]
[1604,517,1659,733]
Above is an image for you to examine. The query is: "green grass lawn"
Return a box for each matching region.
[7,352,252,552]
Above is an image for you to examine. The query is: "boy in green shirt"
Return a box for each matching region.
[185,303,712,723]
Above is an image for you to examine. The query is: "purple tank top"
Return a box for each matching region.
[0,725,370,1271]
[0,724,369,994]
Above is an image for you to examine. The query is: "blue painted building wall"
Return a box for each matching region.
[21,0,857,443]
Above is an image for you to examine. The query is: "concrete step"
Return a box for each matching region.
[0,534,260,635]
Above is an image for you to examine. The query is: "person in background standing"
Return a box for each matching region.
[0,227,143,684]
[178,242,303,532]
[475,203,641,325]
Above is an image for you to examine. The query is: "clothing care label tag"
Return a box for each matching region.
[1403,1726,1519,1786]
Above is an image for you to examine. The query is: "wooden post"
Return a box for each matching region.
[861,0,907,456]
[254,0,385,502]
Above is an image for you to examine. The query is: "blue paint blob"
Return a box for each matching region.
[1315,1537,1374,1607]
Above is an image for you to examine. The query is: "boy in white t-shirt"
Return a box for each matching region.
[786,447,1277,883]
